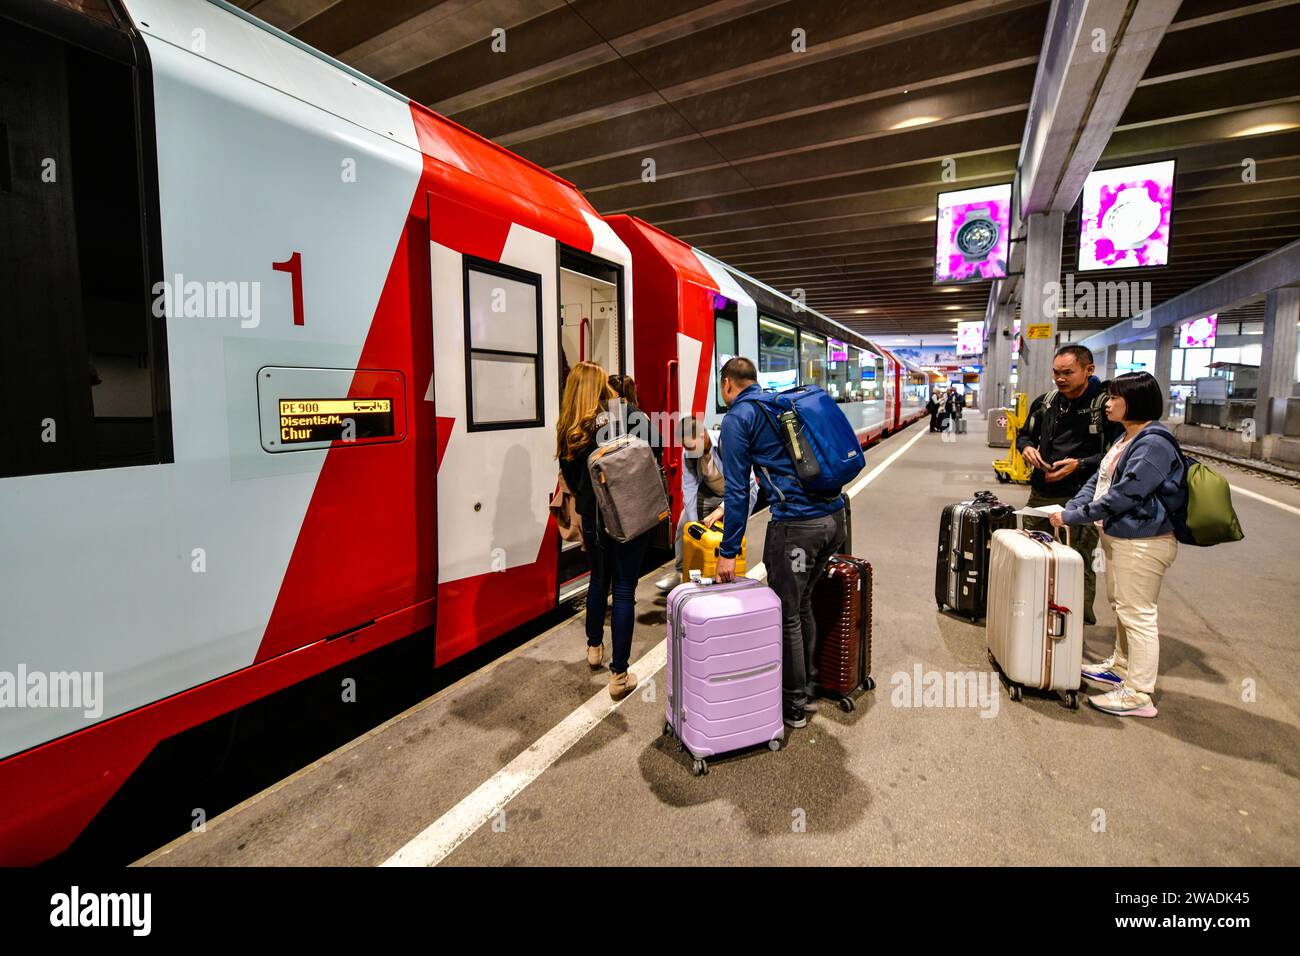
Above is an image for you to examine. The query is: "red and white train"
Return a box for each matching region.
[0,0,927,863]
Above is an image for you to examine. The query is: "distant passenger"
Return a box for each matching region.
[926,393,942,432]
[1051,372,1184,718]
[558,361,654,700]
[713,356,846,730]
[655,416,759,593]
[607,374,659,461]
[1016,344,1124,625]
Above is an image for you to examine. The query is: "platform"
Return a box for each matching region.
[137,415,1300,867]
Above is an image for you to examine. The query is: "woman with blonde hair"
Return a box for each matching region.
[557,361,654,700]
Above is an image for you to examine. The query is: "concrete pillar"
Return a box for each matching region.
[1103,343,1118,381]
[981,300,1013,410]
[1020,211,1065,401]
[1257,287,1300,434]
[1154,324,1175,418]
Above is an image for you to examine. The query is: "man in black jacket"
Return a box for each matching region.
[1015,344,1123,625]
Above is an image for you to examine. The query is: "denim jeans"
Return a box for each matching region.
[584,520,653,674]
[763,510,847,707]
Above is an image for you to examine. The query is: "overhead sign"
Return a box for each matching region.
[278,398,395,444]
[1078,159,1175,271]
[956,321,985,356]
[934,183,1012,283]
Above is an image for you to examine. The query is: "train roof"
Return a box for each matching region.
[136,0,607,249]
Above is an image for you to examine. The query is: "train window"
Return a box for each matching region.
[463,257,544,430]
[799,330,826,389]
[825,337,850,401]
[0,18,170,479]
[758,316,797,390]
[714,300,738,412]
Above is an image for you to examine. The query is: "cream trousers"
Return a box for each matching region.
[1100,531,1178,694]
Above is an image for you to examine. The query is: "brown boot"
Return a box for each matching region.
[586,643,604,669]
[608,670,638,701]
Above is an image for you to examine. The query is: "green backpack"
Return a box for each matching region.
[1143,430,1245,547]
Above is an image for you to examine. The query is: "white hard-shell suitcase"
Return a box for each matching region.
[986,517,1084,709]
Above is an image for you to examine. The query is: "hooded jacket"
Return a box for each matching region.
[1061,422,1187,538]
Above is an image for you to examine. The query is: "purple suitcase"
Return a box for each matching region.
[664,573,785,776]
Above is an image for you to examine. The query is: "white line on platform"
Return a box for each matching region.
[1229,484,1300,517]
[844,426,928,499]
[382,640,668,867]
[382,426,925,867]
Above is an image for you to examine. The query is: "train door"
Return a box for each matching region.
[556,245,626,601]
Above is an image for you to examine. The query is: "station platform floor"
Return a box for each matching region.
[137,413,1300,867]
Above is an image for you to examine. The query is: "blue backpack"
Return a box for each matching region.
[744,385,865,497]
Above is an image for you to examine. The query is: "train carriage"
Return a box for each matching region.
[0,0,634,864]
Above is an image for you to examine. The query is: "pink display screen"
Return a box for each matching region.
[1078,160,1175,271]
[828,337,848,362]
[956,321,985,357]
[1180,314,1217,348]
[934,183,1012,283]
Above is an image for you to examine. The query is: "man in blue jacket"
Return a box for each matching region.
[713,357,846,729]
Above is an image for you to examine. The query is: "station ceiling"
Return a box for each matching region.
[236,0,1300,336]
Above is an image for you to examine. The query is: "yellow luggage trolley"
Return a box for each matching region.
[992,392,1033,484]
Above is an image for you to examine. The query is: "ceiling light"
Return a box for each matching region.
[944,304,962,311]
[852,308,869,314]
[890,116,940,130]
[938,287,960,293]
[1232,121,1298,137]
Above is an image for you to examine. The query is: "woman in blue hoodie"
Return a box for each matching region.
[1050,372,1185,718]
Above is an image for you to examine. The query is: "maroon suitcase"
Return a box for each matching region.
[812,555,874,712]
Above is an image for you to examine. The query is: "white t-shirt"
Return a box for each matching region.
[1092,433,1133,527]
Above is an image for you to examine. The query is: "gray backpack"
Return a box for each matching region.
[587,409,670,543]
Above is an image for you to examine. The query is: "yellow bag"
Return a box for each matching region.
[681,521,746,582]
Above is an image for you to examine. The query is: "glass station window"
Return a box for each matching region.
[1170,349,1184,382]
[1183,348,1212,380]
[758,316,797,390]
[1131,349,1156,373]
[799,330,826,389]
[464,258,543,429]
[1240,344,1262,367]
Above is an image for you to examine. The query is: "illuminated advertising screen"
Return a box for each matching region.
[1078,159,1175,271]
[828,337,848,362]
[1180,314,1217,349]
[934,183,1012,283]
[956,321,985,357]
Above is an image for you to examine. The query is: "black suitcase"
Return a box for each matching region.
[935,490,1015,620]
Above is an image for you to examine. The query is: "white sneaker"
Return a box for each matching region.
[655,572,679,593]
[1088,684,1157,718]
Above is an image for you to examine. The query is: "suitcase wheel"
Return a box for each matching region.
[1009,684,1023,703]
[662,721,673,737]
[838,697,854,714]
[691,758,708,776]
[864,676,876,692]
[768,738,781,752]
[1066,689,1080,710]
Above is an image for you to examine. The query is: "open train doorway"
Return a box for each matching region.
[556,245,626,602]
